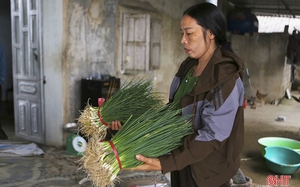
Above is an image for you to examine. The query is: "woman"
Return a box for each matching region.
[130,3,245,187]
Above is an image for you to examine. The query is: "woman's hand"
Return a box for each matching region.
[131,154,162,171]
[109,120,122,130]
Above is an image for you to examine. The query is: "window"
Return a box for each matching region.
[120,12,161,73]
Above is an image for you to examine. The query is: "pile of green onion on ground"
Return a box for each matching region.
[77,79,164,140]
[79,104,193,187]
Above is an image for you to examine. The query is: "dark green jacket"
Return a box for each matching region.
[159,46,245,187]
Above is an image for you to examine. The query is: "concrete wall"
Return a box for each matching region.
[0,0,203,147]
[43,0,64,145]
[49,0,201,147]
[230,32,291,103]
[61,0,201,114]
[40,0,294,146]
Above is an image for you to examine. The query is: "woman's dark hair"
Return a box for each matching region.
[183,2,227,46]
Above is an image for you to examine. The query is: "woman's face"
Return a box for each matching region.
[180,15,215,59]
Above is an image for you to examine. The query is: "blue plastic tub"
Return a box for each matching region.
[264,146,300,175]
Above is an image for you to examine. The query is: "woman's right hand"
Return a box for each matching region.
[109,120,122,130]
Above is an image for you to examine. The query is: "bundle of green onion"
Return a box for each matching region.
[79,105,193,187]
[77,79,164,140]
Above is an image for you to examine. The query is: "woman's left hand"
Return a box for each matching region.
[130,154,162,171]
[109,120,122,130]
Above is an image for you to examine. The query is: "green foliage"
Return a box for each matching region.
[100,104,193,181]
[100,78,164,124]
[78,78,165,139]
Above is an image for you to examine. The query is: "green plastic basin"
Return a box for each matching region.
[258,137,300,156]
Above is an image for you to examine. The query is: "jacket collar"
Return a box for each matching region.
[182,46,244,95]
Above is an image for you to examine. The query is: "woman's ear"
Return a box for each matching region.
[207,30,215,40]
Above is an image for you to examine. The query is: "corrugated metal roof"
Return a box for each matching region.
[227,0,300,18]
[257,16,300,34]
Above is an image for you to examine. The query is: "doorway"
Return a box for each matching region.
[0,0,14,140]
[0,0,45,143]
[11,0,45,143]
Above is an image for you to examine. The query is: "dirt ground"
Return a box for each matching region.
[240,91,300,187]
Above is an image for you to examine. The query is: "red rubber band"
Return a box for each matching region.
[97,98,110,126]
[98,98,105,106]
[109,141,122,169]
[98,110,110,127]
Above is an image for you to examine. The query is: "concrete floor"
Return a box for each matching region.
[1,91,300,187]
[240,91,300,187]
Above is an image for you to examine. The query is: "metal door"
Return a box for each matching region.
[11,0,44,143]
